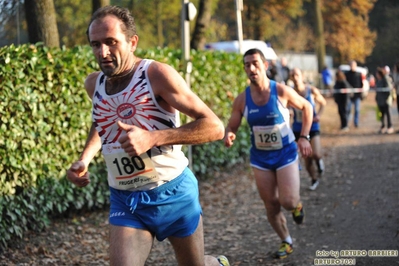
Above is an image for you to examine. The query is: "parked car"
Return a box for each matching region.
[204,40,278,61]
[338,64,370,98]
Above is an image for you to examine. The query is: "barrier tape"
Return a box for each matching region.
[332,87,392,94]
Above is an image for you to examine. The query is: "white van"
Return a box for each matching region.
[204,40,278,61]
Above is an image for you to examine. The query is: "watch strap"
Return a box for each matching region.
[299,135,310,141]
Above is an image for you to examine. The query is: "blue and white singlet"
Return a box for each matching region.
[243,80,295,156]
[292,86,319,133]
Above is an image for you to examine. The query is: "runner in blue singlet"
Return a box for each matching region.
[224,49,313,259]
[291,68,327,191]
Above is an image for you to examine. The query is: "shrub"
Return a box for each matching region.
[0,43,250,248]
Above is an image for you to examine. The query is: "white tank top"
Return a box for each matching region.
[92,59,188,191]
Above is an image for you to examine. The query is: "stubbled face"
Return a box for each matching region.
[244,53,267,85]
[291,68,303,85]
[88,15,136,77]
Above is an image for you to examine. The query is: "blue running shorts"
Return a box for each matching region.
[109,167,202,241]
[250,141,298,171]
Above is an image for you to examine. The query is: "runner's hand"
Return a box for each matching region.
[117,121,153,156]
[67,161,90,187]
[224,132,236,148]
[297,138,312,158]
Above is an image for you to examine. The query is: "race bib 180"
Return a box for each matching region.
[103,143,160,190]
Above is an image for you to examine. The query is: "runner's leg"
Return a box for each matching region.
[304,157,315,181]
[168,216,221,266]
[311,135,322,161]
[253,168,290,240]
[276,162,301,211]
[109,225,153,266]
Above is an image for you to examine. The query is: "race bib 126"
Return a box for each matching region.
[253,125,283,150]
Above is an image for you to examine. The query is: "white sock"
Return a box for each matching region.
[284,236,293,245]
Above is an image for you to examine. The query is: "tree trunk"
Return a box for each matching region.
[24,0,60,48]
[128,0,135,10]
[156,0,164,47]
[92,0,110,14]
[313,0,325,73]
[191,0,212,50]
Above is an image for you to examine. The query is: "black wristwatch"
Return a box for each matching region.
[299,135,310,141]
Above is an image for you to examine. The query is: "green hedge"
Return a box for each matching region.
[0,43,250,248]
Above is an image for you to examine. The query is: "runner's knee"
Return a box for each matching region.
[265,198,281,214]
[279,196,299,211]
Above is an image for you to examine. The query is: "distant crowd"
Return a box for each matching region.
[266,57,399,134]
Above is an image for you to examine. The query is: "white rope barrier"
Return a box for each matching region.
[333,87,392,94]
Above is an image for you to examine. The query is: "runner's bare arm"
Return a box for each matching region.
[151,62,224,144]
[311,86,327,122]
[224,93,245,147]
[66,72,102,187]
[77,72,103,165]
[85,72,101,100]
[278,84,313,157]
[117,61,224,156]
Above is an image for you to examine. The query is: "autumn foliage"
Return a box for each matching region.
[212,0,377,63]
[323,0,377,63]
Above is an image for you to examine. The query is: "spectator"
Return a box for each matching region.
[385,65,391,77]
[279,57,291,84]
[333,70,352,131]
[375,67,394,134]
[321,65,334,95]
[267,59,282,83]
[393,61,399,118]
[345,60,363,128]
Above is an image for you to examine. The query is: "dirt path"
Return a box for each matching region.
[1,92,398,266]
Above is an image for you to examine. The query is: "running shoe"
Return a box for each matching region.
[309,179,319,191]
[274,241,293,259]
[292,202,304,224]
[387,127,395,134]
[317,159,325,175]
[217,255,230,266]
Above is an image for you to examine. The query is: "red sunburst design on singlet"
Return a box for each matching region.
[92,60,176,146]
